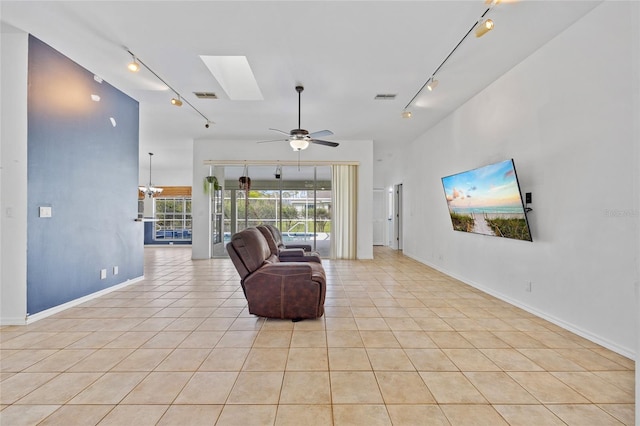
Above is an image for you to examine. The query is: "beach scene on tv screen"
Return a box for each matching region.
[441,159,532,241]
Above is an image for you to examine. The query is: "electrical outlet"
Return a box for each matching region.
[100,269,107,279]
[525,281,532,292]
[113,266,119,275]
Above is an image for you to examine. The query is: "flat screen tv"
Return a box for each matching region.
[441,159,532,242]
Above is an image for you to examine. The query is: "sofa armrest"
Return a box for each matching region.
[284,243,313,252]
[243,262,326,319]
[278,248,305,258]
[279,254,321,263]
[246,262,315,279]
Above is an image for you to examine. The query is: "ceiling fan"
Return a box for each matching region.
[259,85,339,151]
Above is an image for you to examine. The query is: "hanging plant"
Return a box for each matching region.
[203,175,220,194]
[238,176,251,192]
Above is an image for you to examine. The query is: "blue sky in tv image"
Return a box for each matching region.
[441,159,526,215]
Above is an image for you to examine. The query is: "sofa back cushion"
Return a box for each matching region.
[257,225,280,255]
[264,224,285,249]
[227,227,276,279]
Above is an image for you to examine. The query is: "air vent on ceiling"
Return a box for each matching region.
[374,93,397,100]
[193,92,218,99]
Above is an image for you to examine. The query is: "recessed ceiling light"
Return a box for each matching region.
[200,56,263,100]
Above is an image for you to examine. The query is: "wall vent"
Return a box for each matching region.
[374,94,397,100]
[193,92,218,99]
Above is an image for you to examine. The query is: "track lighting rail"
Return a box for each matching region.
[126,49,213,127]
[403,6,493,111]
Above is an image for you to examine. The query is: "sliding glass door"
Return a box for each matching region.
[279,165,332,257]
[211,164,331,258]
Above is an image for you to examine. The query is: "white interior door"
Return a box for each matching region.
[392,183,403,250]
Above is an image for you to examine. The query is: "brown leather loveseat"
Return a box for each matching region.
[226,227,326,320]
[257,225,322,263]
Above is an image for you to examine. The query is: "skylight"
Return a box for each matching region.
[199,55,263,101]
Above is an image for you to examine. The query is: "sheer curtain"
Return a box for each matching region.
[331,164,358,259]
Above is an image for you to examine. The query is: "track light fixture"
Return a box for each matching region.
[127,55,140,72]
[403,3,499,112]
[475,19,494,37]
[125,48,213,125]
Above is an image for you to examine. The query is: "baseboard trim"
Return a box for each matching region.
[0,316,29,326]
[20,276,145,325]
[403,251,635,360]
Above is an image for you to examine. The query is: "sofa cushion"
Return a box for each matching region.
[257,225,280,253]
[229,227,273,275]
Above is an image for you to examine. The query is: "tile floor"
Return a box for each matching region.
[0,246,634,425]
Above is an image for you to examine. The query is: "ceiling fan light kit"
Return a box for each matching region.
[258,85,339,152]
[290,138,310,151]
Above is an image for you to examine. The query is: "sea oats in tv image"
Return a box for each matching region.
[441,159,532,241]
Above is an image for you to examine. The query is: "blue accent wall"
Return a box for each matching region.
[27,36,143,315]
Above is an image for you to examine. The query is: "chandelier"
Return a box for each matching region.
[139,152,163,198]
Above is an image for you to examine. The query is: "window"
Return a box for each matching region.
[154,197,192,241]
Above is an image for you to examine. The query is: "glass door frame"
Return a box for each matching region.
[209,161,336,258]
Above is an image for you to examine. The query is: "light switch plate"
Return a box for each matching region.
[39,206,52,218]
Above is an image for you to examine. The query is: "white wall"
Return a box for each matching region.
[392,2,639,357]
[373,145,404,190]
[141,166,193,188]
[631,0,640,418]
[192,139,374,260]
[0,28,29,324]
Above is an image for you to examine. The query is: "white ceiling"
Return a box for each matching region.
[1,1,600,173]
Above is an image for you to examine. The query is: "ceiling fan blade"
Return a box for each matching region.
[268,128,291,136]
[257,138,287,144]
[308,129,334,139]
[310,139,339,148]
